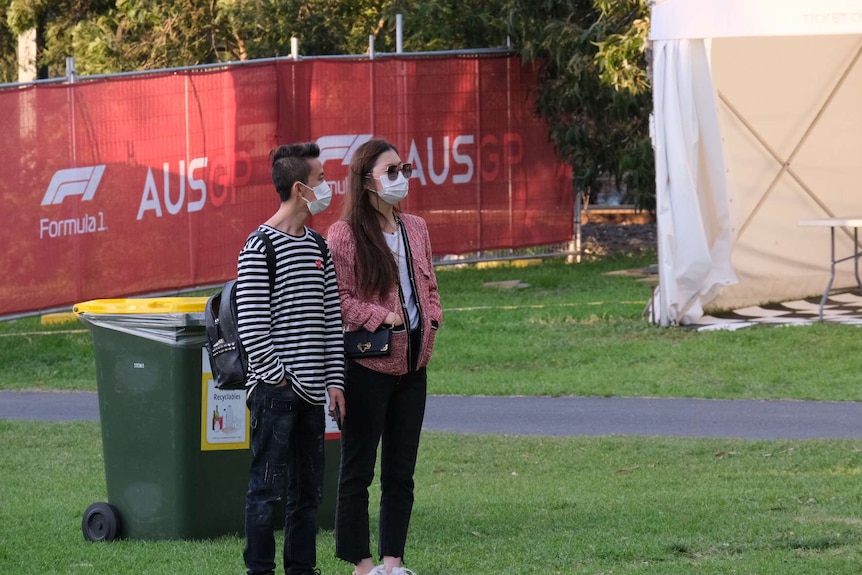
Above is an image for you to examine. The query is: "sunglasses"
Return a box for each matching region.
[375,164,413,181]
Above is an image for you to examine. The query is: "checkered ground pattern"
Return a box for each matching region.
[688,292,862,331]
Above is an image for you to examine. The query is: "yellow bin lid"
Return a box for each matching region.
[73,297,208,315]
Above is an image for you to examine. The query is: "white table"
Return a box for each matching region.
[798,217,862,319]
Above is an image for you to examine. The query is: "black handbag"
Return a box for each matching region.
[344,327,392,358]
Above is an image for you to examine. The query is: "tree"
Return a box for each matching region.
[214,0,510,57]
[214,0,384,60]
[7,0,116,77]
[508,0,654,210]
[0,0,17,83]
[59,0,230,74]
[2,0,513,78]
[1,0,655,207]
[389,0,510,51]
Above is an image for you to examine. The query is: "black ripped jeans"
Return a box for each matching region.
[244,384,324,575]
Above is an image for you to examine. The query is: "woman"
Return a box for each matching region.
[328,139,442,575]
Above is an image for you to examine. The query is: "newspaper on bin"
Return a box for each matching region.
[74,298,209,347]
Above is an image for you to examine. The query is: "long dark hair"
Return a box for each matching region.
[341,139,400,297]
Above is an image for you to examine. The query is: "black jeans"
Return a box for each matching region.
[335,360,427,564]
[244,384,325,575]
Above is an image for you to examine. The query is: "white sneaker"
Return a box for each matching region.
[389,568,417,575]
[353,566,387,575]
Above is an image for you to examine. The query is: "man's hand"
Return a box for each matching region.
[328,387,346,427]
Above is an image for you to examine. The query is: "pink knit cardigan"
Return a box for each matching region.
[327,213,442,375]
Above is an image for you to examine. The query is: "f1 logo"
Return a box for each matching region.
[41,165,106,206]
[317,135,373,167]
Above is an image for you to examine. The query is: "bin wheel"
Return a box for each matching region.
[82,502,120,542]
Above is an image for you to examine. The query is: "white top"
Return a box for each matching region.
[384,228,420,330]
[798,217,862,227]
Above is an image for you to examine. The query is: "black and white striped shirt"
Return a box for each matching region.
[236,225,345,404]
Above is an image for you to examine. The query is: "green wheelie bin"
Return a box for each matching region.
[75,298,250,541]
[74,297,340,542]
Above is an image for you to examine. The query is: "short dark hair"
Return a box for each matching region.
[270,142,321,202]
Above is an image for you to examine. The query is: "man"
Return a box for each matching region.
[237,142,346,575]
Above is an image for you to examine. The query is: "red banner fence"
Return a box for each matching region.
[0,53,572,317]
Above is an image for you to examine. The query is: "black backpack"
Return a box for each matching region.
[205,228,328,390]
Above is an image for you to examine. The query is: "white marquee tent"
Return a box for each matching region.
[650,0,862,325]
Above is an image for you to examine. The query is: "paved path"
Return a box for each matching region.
[3,390,862,439]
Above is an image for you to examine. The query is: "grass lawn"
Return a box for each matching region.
[3,254,861,401]
[3,421,862,575]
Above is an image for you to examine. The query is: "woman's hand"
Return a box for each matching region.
[384,311,403,327]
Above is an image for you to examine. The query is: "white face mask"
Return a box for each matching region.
[375,173,409,205]
[301,181,332,215]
